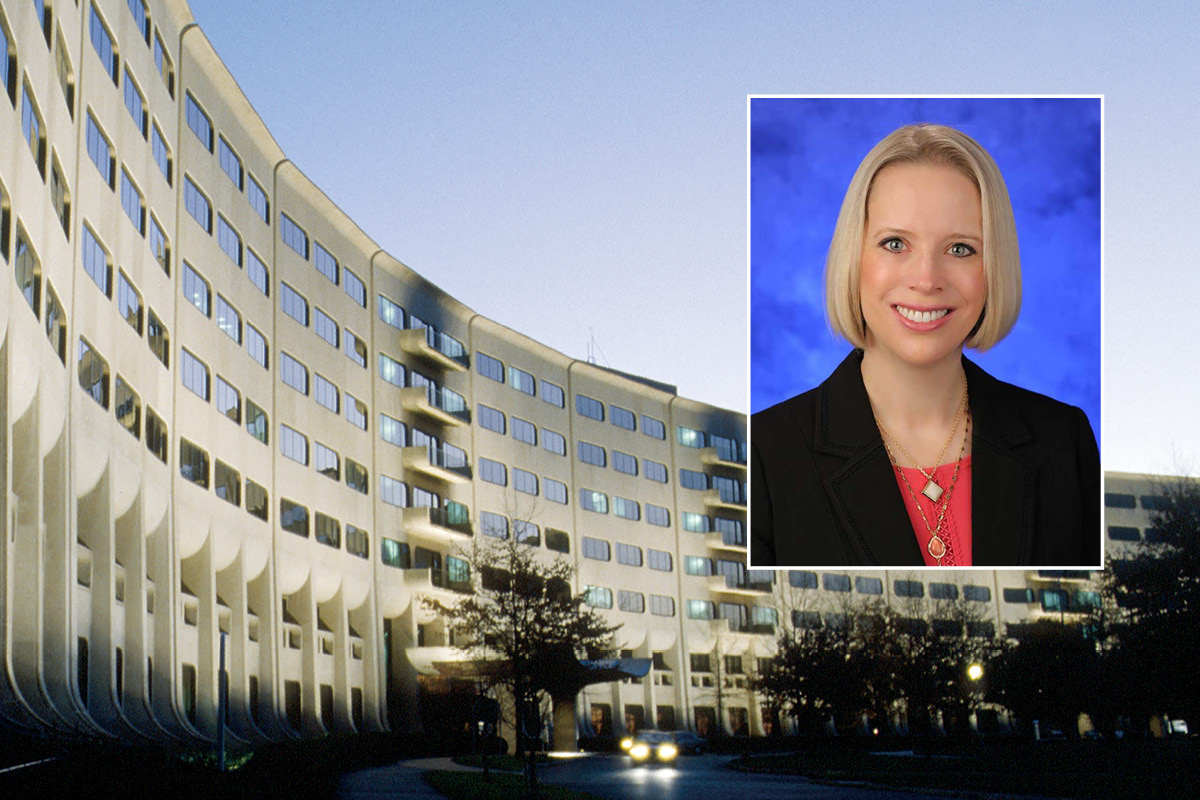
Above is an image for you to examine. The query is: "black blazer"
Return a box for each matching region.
[750,351,1100,567]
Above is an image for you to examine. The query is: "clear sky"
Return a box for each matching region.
[189,1,1200,475]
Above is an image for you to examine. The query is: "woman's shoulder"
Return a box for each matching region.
[966,360,1092,435]
[751,385,821,438]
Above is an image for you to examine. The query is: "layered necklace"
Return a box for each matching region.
[875,384,970,566]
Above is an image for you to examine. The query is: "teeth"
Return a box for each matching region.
[896,306,949,324]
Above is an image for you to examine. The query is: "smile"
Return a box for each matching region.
[894,305,951,324]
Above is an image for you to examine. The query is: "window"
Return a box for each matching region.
[544,478,567,505]
[611,405,635,430]
[314,308,339,348]
[343,329,367,367]
[646,504,670,527]
[246,324,268,369]
[1003,588,1035,604]
[345,394,367,430]
[379,414,405,447]
[246,399,267,444]
[45,283,67,364]
[650,595,675,617]
[855,576,883,595]
[184,177,211,232]
[248,174,268,222]
[643,460,668,483]
[149,215,169,273]
[542,429,566,456]
[479,457,507,486]
[514,520,540,546]
[313,374,339,413]
[20,85,45,178]
[280,499,308,537]
[478,404,505,434]
[314,443,340,481]
[246,479,268,521]
[346,526,369,559]
[963,584,991,602]
[540,380,564,407]
[145,407,167,462]
[716,477,745,505]
[792,610,822,629]
[616,543,642,567]
[280,282,308,326]
[217,216,242,265]
[578,441,606,467]
[684,556,712,576]
[346,459,368,495]
[580,489,608,514]
[280,213,308,258]
[507,366,535,395]
[247,249,269,295]
[119,170,145,234]
[50,156,70,237]
[647,549,672,572]
[480,511,508,539]
[546,529,570,553]
[90,4,118,83]
[78,340,109,410]
[149,123,172,185]
[216,296,241,343]
[512,417,536,445]
[279,353,308,395]
[513,468,538,495]
[613,497,640,521]
[15,231,41,316]
[114,377,140,438]
[720,602,748,632]
[618,591,645,613]
[208,375,239,422]
[585,586,613,609]
[123,69,146,137]
[314,242,338,284]
[181,261,210,316]
[677,426,705,448]
[0,13,11,106]
[476,352,503,382]
[613,450,637,475]
[582,537,610,561]
[86,113,114,187]
[380,538,409,569]
[378,353,405,388]
[1107,525,1140,542]
[641,415,665,439]
[894,580,924,598]
[682,513,709,533]
[179,439,208,487]
[680,469,707,490]
[379,475,406,507]
[218,137,243,189]
[153,31,174,96]
[1104,492,1136,509]
[280,424,308,465]
[215,461,240,506]
[185,93,212,150]
[823,573,851,592]
[687,600,714,620]
[147,310,168,367]
[179,349,209,400]
[126,0,150,41]
[930,582,959,600]
[55,28,74,116]
[378,294,404,329]
[344,267,365,307]
[576,394,604,421]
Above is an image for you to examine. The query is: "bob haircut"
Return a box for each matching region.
[824,123,1022,351]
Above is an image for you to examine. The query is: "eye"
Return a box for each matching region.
[948,242,977,257]
[880,237,906,253]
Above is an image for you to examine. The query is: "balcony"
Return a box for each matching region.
[707,573,773,597]
[705,530,747,553]
[402,445,472,484]
[400,385,470,427]
[701,445,747,471]
[403,566,473,596]
[399,327,468,372]
[703,487,745,511]
[403,505,473,543]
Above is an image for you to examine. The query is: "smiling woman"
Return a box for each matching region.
[750,120,1100,568]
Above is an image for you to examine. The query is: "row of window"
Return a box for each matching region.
[1107,525,1169,543]
[276,497,369,558]
[185,92,270,227]
[178,438,272,522]
[584,586,680,618]
[573,440,670,484]
[680,469,746,505]
[676,426,747,464]
[7,222,68,363]
[378,294,465,363]
[1104,492,1169,511]
[681,513,745,546]
[183,174,271,299]
[788,570,994,601]
[78,337,167,461]
[178,346,270,443]
[790,610,996,639]
[578,488,670,526]
[580,538,674,571]
[683,601,777,632]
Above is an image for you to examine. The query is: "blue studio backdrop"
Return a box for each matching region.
[749,97,1101,445]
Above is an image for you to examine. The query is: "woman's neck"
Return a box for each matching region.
[860,347,969,464]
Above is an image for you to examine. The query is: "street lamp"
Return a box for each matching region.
[967,663,984,682]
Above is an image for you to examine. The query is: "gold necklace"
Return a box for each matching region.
[876,384,967,503]
[885,411,969,565]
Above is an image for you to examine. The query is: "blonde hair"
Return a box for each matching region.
[824,123,1021,351]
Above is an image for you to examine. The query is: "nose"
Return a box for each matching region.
[907,247,942,293]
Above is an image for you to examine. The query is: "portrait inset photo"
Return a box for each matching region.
[748,96,1101,569]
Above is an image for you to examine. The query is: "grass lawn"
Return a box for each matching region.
[730,740,1198,800]
[424,769,605,800]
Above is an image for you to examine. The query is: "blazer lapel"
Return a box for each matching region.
[815,352,926,566]
[964,358,1035,566]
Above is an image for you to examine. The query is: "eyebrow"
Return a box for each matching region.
[871,227,983,243]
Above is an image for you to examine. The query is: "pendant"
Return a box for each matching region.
[921,479,944,502]
[928,536,946,560]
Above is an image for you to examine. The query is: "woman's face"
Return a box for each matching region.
[859,162,987,369]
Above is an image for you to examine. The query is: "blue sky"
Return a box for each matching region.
[189,1,1200,475]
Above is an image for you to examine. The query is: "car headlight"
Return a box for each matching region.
[630,743,650,759]
[657,743,678,760]
[620,737,633,751]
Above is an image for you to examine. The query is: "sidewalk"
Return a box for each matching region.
[337,756,473,799]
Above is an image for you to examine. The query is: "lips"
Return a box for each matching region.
[892,304,954,331]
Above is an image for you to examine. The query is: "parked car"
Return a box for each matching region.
[627,732,679,766]
[666,730,707,755]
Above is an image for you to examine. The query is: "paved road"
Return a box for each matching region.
[338,753,957,800]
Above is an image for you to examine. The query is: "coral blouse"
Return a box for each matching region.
[894,457,972,566]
